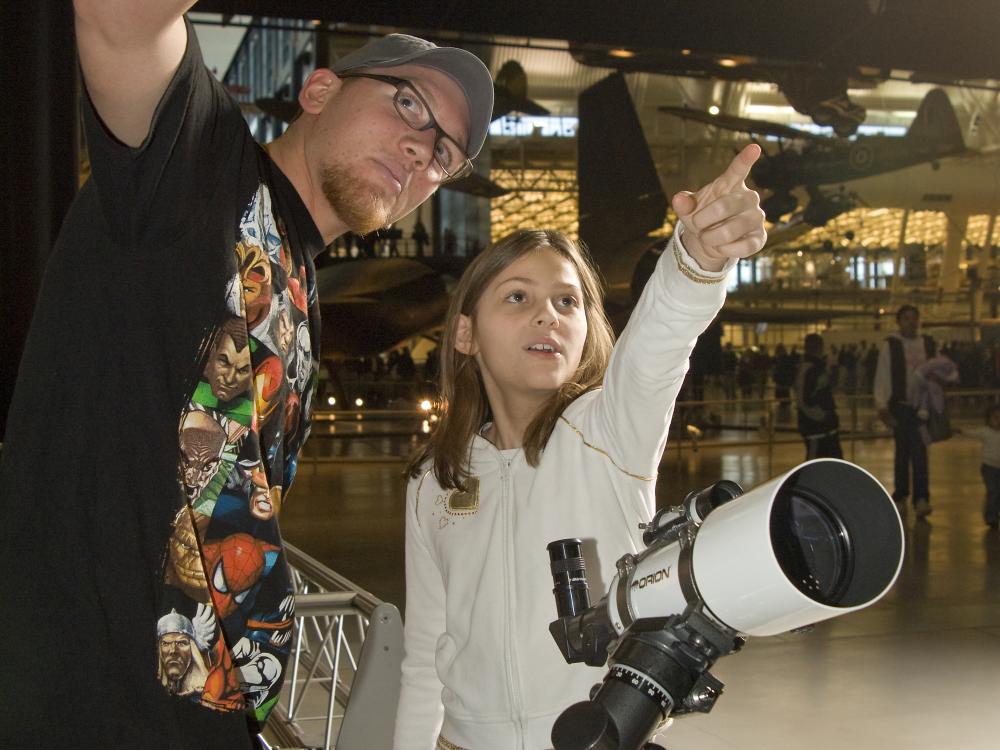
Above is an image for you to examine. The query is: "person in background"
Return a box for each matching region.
[873,305,937,518]
[957,404,1000,530]
[794,333,842,460]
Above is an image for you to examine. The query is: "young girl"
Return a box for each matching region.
[961,404,1000,530]
[394,145,765,750]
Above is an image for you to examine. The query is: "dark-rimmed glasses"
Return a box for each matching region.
[338,71,474,181]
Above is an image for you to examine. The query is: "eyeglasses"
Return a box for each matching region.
[338,71,474,182]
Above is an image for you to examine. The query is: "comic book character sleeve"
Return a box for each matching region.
[158,180,318,726]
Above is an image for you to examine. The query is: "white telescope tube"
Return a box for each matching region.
[613,459,904,637]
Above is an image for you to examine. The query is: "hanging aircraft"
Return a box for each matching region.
[492,60,550,120]
[576,72,869,326]
[658,87,970,224]
[198,0,1000,136]
[570,46,872,138]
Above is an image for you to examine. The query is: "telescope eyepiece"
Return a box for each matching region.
[548,539,592,618]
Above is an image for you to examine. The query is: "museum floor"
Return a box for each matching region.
[279,431,1000,750]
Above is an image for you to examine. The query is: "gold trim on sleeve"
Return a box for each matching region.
[437,736,470,750]
[671,236,729,285]
[414,468,432,525]
[559,416,655,482]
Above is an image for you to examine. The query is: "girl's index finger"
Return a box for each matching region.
[715,143,762,193]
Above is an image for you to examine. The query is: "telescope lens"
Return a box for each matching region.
[770,488,852,605]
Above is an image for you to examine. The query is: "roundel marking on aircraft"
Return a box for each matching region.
[848,143,875,172]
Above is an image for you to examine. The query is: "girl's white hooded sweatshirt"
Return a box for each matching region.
[394,232,729,749]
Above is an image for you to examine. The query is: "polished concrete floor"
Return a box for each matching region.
[280,427,1000,750]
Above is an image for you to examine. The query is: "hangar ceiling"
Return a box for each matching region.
[193,0,1000,83]
[192,1,1000,249]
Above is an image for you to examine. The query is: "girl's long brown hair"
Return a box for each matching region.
[406,229,615,489]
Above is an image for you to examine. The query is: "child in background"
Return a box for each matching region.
[393,145,766,750]
[960,404,1000,530]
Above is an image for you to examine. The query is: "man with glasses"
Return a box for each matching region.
[335,72,474,180]
[0,2,492,748]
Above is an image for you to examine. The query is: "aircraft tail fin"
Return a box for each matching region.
[577,74,667,269]
[905,88,964,150]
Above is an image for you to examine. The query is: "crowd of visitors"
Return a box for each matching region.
[686,335,1000,403]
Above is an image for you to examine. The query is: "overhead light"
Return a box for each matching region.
[681,49,692,56]
[609,48,635,58]
[717,58,738,68]
[708,105,720,115]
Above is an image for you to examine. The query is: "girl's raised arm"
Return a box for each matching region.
[577,146,766,483]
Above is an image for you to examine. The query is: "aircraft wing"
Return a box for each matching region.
[316,258,438,299]
[762,214,815,250]
[317,258,449,359]
[658,106,827,143]
[441,172,511,198]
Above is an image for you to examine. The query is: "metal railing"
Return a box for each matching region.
[295,388,1000,475]
[668,387,1000,474]
[266,544,403,750]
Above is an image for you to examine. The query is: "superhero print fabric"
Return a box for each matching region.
[159,182,319,725]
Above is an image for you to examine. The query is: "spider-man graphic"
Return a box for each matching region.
[203,533,279,619]
[199,532,293,717]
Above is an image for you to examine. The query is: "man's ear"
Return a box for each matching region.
[298,69,342,115]
[454,314,478,355]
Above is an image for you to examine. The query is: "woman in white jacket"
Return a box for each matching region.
[394,145,767,750]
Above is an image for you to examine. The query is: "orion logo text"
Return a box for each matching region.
[630,567,672,590]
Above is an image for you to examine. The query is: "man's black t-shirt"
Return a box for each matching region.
[0,23,323,748]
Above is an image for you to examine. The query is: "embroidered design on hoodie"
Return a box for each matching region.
[432,477,481,528]
[447,477,480,514]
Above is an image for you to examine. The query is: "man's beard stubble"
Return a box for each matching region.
[321,162,391,235]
